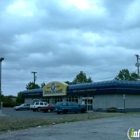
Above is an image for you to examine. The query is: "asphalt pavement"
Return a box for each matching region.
[0,107,58,118]
[0,114,140,140]
[0,108,140,140]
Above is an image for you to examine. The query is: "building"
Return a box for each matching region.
[22,80,140,112]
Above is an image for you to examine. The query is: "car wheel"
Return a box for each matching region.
[81,109,85,113]
[57,112,60,114]
[63,110,68,114]
[38,108,41,111]
[48,109,51,113]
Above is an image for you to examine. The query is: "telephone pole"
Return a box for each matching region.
[135,54,140,77]
[31,71,37,88]
[0,57,4,112]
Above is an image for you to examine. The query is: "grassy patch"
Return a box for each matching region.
[0,112,124,134]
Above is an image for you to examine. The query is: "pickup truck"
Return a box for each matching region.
[30,101,48,111]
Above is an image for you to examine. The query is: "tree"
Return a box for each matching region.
[26,82,40,90]
[16,92,24,104]
[41,82,46,88]
[72,71,93,84]
[64,81,71,85]
[130,72,139,81]
[115,69,139,81]
[1,94,17,107]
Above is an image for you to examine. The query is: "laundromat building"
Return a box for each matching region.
[22,80,140,112]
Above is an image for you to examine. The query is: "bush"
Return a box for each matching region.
[107,107,117,112]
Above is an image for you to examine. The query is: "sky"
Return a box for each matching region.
[0,0,140,96]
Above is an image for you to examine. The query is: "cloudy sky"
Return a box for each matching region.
[0,0,140,96]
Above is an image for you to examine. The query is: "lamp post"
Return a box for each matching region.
[123,94,125,113]
[0,57,4,111]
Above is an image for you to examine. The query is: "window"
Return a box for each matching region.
[40,102,43,105]
[35,102,39,105]
[54,97,63,103]
[62,102,67,106]
[73,102,79,106]
[68,102,73,106]
[42,97,50,104]
[66,96,78,103]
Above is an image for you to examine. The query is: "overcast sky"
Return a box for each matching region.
[0,0,140,96]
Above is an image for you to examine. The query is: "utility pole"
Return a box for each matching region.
[135,54,140,77]
[31,71,37,88]
[0,57,4,112]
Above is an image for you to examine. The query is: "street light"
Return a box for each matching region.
[0,57,4,111]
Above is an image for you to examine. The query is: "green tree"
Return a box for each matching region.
[1,95,17,107]
[26,82,40,90]
[73,71,93,84]
[130,72,139,81]
[40,82,46,88]
[115,69,139,81]
[16,92,24,104]
[64,81,71,85]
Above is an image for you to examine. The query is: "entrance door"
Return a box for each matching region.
[82,97,93,112]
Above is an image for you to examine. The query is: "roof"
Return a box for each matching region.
[67,80,140,95]
[22,88,43,93]
[68,80,140,90]
[21,80,140,97]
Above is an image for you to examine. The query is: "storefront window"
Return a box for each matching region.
[54,96,63,103]
[66,96,78,103]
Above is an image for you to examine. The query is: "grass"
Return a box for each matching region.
[0,112,124,134]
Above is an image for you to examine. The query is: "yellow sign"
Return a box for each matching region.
[43,81,68,96]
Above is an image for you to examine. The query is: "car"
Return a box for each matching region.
[54,101,87,114]
[30,101,48,111]
[40,104,54,113]
[14,104,30,111]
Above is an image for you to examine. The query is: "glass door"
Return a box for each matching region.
[82,97,93,112]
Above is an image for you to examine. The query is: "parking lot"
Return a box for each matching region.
[0,109,140,140]
[0,107,66,118]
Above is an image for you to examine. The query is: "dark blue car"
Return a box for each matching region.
[54,101,86,114]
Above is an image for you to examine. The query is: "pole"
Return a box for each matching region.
[0,57,4,110]
[31,71,37,88]
[123,94,125,113]
[135,54,140,77]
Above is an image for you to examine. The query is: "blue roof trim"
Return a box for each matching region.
[68,80,140,90]
[21,80,140,97]
[22,88,43,93]
[22,88,43,98]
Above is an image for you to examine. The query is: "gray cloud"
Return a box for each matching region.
[0,0,139,95]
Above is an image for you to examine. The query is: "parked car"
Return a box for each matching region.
[40,104,54,113]
[14,104,30,111]
[30,101,48,111]
[54,101,86,114]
